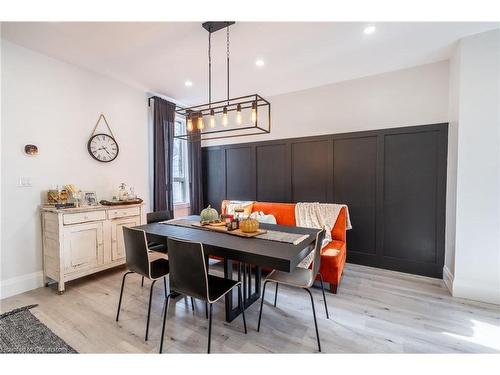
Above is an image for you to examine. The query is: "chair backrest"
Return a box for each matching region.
[122,227,151,278]
[147,210,172,224]
[166,237,209,301]
[311,229,326,278]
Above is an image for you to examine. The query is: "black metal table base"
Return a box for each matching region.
[224,258,261,322]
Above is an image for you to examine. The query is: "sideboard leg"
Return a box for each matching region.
[58,281,65,295]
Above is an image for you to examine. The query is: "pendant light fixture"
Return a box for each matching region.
[169,22,271,141]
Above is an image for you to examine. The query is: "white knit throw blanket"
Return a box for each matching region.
[295,202,352,268]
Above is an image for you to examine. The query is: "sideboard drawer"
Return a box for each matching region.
[63,210,106,225]
[108,206,141,219]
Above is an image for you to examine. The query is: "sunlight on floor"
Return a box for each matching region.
[442,319,500,352]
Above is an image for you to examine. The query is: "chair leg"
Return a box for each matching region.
[190,297,195,312]
[318,273,329,319]
[207,303,213,354]
[145,279,157,341]
[238,284,247,334]
[163,277,167,298]
[205,301,208,319]
[305,288,321,352]
[116,271,133,322]
[273,283,279,307]
[159,293,173,354]
[257,280,270,332]
[141,276,144,287]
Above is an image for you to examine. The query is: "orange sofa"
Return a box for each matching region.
[221,200,347,293]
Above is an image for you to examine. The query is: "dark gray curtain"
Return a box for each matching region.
[153,96,175,217]
[188,116,204,215]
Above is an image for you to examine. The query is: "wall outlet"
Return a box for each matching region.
[18,176,32,187]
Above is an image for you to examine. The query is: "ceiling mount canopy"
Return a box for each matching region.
[172,21,271,141]
[202,21,235,33]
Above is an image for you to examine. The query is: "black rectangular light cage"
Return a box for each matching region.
[173,94,271,141]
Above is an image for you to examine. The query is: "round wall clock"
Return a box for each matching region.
[87,133,119,163]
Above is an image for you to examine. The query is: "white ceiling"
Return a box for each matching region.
[2,22,498,104]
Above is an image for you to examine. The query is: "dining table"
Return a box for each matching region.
[134,215,320,322]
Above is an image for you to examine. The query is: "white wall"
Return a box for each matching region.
[0,26,3,299]
[0,40,150,298]
[451,29,500,305]
[445,45,460,283]
[204,61,450,147]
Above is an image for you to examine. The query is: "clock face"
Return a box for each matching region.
[87,133,119,162]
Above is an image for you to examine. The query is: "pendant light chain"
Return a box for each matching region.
[227,26,230,104]
[208,30,212,106]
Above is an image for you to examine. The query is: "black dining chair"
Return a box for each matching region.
[257,228,328,352]
[146,210,172,252]
[159,237,247,354]
[116,227,169,341]
[139,210,172,287]
[147,210,172,225]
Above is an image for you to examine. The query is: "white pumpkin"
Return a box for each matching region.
[200,205,219,222]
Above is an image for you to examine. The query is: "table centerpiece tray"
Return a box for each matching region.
[191,222,267,238]
[99,198,143,206]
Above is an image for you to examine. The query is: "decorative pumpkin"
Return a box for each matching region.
[239,218,259,233]
[200,205,219,222]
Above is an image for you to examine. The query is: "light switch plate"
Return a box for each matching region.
[18,176,32,187]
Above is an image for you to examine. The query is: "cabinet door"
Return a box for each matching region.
[111,217,141,261]
[63,222,104,274]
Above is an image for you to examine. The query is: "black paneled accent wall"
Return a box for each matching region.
[202,123,448,278]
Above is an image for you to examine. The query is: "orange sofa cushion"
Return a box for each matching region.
[318,240,347,286]
[251,202,296,227]
[332,208,347,243]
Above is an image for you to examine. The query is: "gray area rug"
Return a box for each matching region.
[0,304,77,353]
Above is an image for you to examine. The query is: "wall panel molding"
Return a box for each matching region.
[202,123,448,278]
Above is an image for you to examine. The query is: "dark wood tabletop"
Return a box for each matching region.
[135,215,319,272]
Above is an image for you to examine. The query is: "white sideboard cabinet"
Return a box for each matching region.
[41,203,146,294]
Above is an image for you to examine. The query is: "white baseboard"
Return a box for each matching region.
[443,265,454,294]
[0,271,44,300]
[452,277,500,305]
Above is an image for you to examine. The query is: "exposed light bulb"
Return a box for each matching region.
[222,106,228,127]
[236,104,242,125]
[197,115,204,130]
[251,101,257,124]
[187,116,193,131]
[210,109,215,128]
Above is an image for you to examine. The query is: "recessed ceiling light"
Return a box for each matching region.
[363,25,376,35]
[184,80,193,87]
[255,59,265,67]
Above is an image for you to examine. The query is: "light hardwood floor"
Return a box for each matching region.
[1,263,499,353]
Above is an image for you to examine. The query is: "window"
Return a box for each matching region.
[172,119,189,204]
